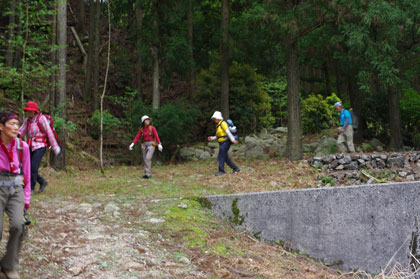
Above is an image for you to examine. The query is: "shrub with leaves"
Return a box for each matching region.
[194,62,273,136]
[88,110,122,140]
[400,89,420,148]
[301,94,335,134]
[263,78,288,127]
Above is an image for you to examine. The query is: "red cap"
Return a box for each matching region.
[23,101,40,113]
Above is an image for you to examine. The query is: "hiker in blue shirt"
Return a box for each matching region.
[334,102,355,153]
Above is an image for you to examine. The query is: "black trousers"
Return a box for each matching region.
[30,147,47,190]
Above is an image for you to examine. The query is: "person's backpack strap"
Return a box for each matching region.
[149,126,157,146]
[36,114,62,147]
[16,137,23,171]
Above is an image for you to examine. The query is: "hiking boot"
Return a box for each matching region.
[38,181,48,193]
[233,168,241,173]
[2,268,20,279]
[214,172,225,176]
[142,175,151,179]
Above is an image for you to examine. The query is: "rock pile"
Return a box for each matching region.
[311,151,420,186]
[309,152,420,171]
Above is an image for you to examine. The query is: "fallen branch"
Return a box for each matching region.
[226,266,256,278]
[70,26,87,72]
[360,170,390,184]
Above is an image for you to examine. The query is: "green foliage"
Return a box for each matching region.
[301,94,335,134]
[150,103,199,146]
[126,100,199,148]
[325,93,341,108]
[88,110,122,140]
[318,175,336,187]
[47,102,77,136]
[0,1,57,99]
[194,62,273,136]
[263,78,288,127]
[400,89,420,148]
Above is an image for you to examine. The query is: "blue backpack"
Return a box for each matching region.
[226,119,238,140]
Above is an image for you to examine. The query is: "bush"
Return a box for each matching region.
[301,94,335,134]
[263,78,288,127]
[400,89,420,147]
[126,100,199,147]
[194,62,273,136]
[87,110,122,140]
[149,103,199,146]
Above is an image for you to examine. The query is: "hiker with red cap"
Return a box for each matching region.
[129,115,162,179]
[0,110,31,279]
[18,101,60,194]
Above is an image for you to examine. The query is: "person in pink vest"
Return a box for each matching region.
[129,115,163,179]
[18,102,60,194]
[0,110,31,279]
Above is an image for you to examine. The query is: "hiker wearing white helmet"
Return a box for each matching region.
[129,115,162,179]
[207,111,240,176]
[334,102,355,153]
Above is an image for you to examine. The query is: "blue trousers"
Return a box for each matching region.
[30,147,47,190]
[218,140,238,173]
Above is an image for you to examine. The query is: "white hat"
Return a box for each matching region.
[141,115,151,123]
[334,102,342,108]
[211,111,223,120]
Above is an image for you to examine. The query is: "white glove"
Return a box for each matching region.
[158,144,163,152]
[53,146,61,155]
[129,143,134,150]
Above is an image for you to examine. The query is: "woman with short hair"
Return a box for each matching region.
[0,110,31,279]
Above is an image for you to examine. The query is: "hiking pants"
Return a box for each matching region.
[141,141,155,176]
[30,147,47,190]
[337,124,355,153]
[218,140,238,173]
[0,175,25,271]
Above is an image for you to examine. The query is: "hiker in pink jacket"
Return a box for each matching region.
[18,101,60,194]
[0,110,31,279]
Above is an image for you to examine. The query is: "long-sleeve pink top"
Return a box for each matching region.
[18,114,59,151]
[0,138,31,205]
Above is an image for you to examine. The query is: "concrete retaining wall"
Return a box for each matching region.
[204,182,420,273]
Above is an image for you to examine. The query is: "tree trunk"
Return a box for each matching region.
[13,0,22,69]
[220,0,230,119]
[6,0,16,68]
[348,75,366,143]
[135,0,143,99]
[188,0,194,100]
[388,86,403,151]
[52,0,67,170]
[151,1,160,111]
[323,62,331,96]
[78,0,85,34]
[286,32,302,161]
[50,3,57,111]
[92,0,101,111]
[83,0,96,103]
[151,46,160,111]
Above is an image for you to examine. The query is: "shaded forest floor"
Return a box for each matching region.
[1,157,390,279]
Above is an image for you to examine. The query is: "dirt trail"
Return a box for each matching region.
[15,197,204,279]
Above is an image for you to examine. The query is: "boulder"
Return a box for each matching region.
[269,140,287,157]
[178,148,196,161]
[271,127,288,134]
[198,150,211,160]
[370,138,385,150]
[314,137,338,157]
[245,136,268,158]
[387,154,405,168]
